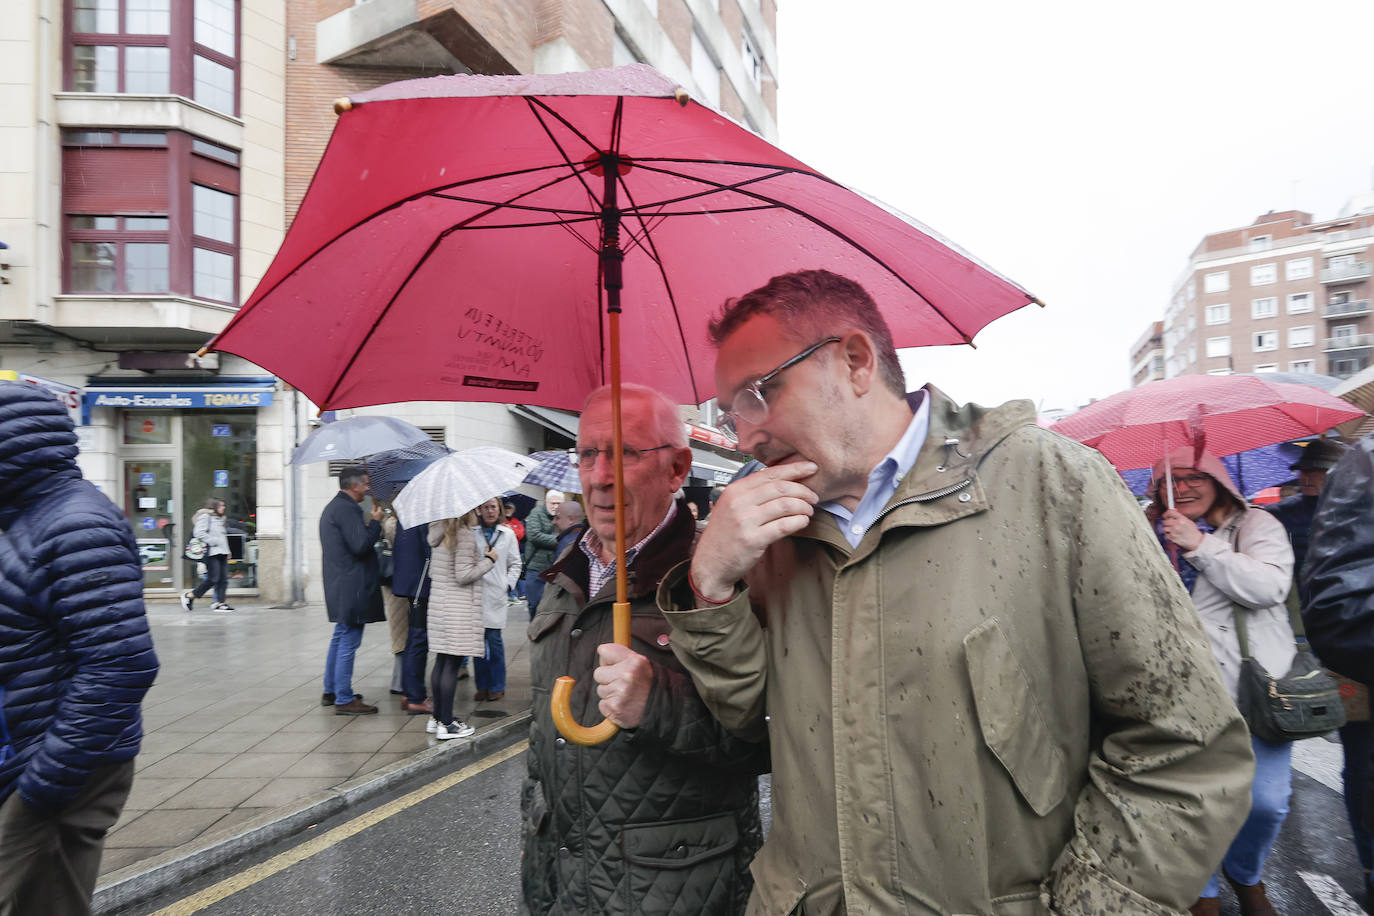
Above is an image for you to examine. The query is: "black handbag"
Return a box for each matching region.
[1232,596,1346,743]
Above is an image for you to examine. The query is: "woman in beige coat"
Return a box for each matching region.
[426,509,496,739]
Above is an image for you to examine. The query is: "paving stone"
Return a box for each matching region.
[104,808,228,848]
[241,776,340,809]
[184,731,272,754]
[99,845,169,876]
[209,752,304,779]
[315,730,394,754]
[135,753,236,780]
[356,752,409,776]
[123,776,196,811]
[280,752,372,778]
[162,777,271,809]
[250,732,329,755]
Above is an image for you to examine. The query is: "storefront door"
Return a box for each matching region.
[123,458,180,590]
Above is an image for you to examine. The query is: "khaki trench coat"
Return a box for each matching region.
[659,387,1254,916]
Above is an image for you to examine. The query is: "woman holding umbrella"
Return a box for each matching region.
[425,508,496,740]
[1149,448,1295,916]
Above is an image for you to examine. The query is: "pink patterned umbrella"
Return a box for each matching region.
[1051,374,1365,470]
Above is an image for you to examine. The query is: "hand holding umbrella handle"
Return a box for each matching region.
[551,600,632,745]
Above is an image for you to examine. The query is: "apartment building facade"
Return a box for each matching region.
[0,0,771,603]
[1129,320,1164,387]
[1160,203,1374,383]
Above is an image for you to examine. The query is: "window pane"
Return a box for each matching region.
[126,0,170,34]
[125,46,170,93]
[191,138,239,164]
[193,185,235,242]
[72,45,118,92]
[70,215,119,230]
[193,55,235,114]
[194,247,234,301]
[125,243,169,292]
[118,131,168,146]
[125,216,169,230]
[70,241,118,291]
[73,0,118,33]
[194,0,237,57]
[63,130,117,145]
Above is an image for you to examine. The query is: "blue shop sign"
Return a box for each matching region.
[214,470,229,487]
[82,379,276,425]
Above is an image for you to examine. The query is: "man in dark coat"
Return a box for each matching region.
[1263,437,1347,602]
[320,465,385,715]
[522,384,766,916]
[390,522,432,714]
[0,382,159,913]
[521,489,563,618]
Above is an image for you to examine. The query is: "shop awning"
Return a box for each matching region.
[508,404,580,441]
[689,447,741,485]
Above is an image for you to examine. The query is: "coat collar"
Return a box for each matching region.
[797,385,1037,557]
[546,497,697,606]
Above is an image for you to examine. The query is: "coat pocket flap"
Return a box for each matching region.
[963,618,1068,816]
[629,615,674,654]
[622,812,739,870]
[527,610,564,642]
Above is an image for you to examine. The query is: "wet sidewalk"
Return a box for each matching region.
[98,597,533,884]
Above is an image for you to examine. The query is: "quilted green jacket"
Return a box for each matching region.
[521,501,768,915]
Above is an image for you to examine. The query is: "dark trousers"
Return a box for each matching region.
[191,554,228,604]
[0,759,135,916]
[524,571,547,621]
[401,624,428,703]
[1342,720,1374,872]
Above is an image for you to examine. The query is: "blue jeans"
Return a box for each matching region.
[1201,735,1292,895]
[473,627,505,694]
[524,570,547,620]
[323,622,365,704]
[1340,720,1374,872]
[401,623,428,703]
[192,554,228,604]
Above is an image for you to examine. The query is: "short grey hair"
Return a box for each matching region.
[581,383,687,449]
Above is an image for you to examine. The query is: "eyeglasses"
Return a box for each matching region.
[1171,474,1211,489]
[718,337,842,438]
[568,444,674,469]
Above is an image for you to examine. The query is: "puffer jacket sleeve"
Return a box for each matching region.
[1184,509,1293,609]
[1304,439,1374,682]
[625,655,770,772]
[192,509,209,540]
[1045,442,1253,914]
[452,527,495,586]
[19,506,159,813]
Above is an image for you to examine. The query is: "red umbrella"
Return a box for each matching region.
[1051,374,1365,471]
[204,64,1039,744]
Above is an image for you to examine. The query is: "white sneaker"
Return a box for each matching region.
[425,717,439,734]
[436,720,474,740]
[211,603,234,613]
[180,590,194,611]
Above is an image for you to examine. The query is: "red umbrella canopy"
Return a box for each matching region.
[207,64,1037,412]
[1051,374,1366,470]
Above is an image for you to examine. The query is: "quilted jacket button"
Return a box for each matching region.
[555,737,566,747]
[570,628,582,639]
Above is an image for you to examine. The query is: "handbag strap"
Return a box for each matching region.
[1226,519,1305,659]
[411,556,431,611]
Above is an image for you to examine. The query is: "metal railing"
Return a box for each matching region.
[1324,299,1372,318]
[1323,334,1374,351]
[1322,262,1374,284]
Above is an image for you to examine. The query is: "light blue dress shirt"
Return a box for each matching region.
[820,390,930,548]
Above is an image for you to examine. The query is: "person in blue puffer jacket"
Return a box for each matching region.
[0,381,159,914]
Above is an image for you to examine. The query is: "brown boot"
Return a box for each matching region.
[1224,871,1277,916]
[1188,898,1220,916]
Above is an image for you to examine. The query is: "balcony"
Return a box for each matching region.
[1323,333,1374,352]
[315,0,519,73]
[1329,358,1371,380]
[1325,299,1372,318]
[1322,261,1374,284]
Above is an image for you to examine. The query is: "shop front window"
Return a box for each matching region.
[181,412,257,588]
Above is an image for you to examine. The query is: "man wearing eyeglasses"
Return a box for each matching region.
[658,270,1252,916]
[520,382,769,916]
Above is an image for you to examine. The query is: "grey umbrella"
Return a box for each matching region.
[289,415,432,465]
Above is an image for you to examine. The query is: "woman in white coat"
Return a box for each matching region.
[181,497,232,612]
[426,509,496,739]
[1149,448,1293,916]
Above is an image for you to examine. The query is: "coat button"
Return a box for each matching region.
[656,633,670,647]
[555,737,566,747]
[559,846,570,857]
[957,492,972,502]
[570,628,582,638]
[676,844,688,855]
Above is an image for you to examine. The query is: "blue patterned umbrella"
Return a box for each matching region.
[364,439,452,503]
[1119,440,1306,500]
[523,449,583,495]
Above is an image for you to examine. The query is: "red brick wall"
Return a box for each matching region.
[535,0,614,69]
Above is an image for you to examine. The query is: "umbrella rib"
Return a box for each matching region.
[524,97,605,216]
[631,161,978,342]
[612,173,702,406]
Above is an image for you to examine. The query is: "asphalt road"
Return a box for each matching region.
[116,736,1366,916]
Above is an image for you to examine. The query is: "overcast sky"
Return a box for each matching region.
[774,0,1374,412]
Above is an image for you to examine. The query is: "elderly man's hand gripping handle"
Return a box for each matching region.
[690,462,820,603]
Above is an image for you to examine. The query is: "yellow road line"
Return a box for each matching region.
[150,741,527,916]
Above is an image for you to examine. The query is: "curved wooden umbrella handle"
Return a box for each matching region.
[551,600,632,746]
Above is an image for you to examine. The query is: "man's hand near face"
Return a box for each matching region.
[369,503,385,522]
[690,461,820,603]
[593,643,654,728]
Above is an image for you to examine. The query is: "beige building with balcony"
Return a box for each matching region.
[1159,202,1374,383]
[1129,320,1164,387]
[0,0,767,603]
